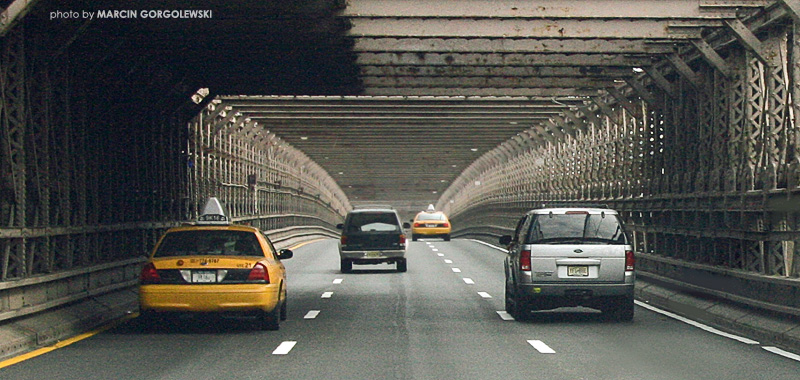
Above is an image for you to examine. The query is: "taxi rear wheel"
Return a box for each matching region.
[280,298,287,321]
[259,306,280,331]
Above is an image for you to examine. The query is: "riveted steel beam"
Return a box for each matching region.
[360,65,636,78]
[347,18,717,39]
[777,0,800,23]
[644,66,678,98]
[624,77,658,106]
[725,18,771,64]
[343,0,741,18]
[0,0,39,37]
[666,53,705,89]
[360,76,619,89]
[357,52,654,67]
[362,87,602,97]
[353,37,676,54]
[692,39,734,77]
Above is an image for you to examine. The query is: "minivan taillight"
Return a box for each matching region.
[625,250,635,271]
[247,263,270,283]
[140,262,160,284]
[520,250,531,271]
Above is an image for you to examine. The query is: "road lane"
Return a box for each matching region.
[1,239,798,380]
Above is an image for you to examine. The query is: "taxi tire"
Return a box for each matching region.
[341,259,353,273]
[280,298,287,321]
[412,234,418,241]
[396,258,407,272]
[444,235,450,241]
[260,306,280,331]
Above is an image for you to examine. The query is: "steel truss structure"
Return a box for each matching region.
[441,14,800,280]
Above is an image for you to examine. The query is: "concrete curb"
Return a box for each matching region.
[635,277,800,353]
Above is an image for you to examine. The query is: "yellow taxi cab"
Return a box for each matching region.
[139,197,292,330]
[411,206,451,241]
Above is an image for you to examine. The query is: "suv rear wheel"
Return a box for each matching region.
[396,258,407,272]
[604,295,634,322]
[505,281,530,321]
[341,259,353,273]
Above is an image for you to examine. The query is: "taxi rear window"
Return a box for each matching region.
[417,213,446,221]
[154,230,264,257]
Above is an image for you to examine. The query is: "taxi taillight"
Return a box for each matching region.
[413,222,423,228]
[140,263,160,284]
[442,223,450,228]
[625,250,635,271]
[520,250,532,271]
[247,263,270,283]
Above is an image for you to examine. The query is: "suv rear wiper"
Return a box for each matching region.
[529,237,585,244]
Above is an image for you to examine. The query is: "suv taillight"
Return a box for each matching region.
[625,250,635,271]
[140,262,160,284]
[247,263,270,283]
[520,250,531,271]
[399,234,406,245]
[340,235,348,245]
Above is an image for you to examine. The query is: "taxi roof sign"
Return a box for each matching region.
[197,197,231,225]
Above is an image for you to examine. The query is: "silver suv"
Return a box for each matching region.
[337,207,410,273]
[500,207,635,321]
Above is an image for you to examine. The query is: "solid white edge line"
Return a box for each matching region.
[272,341,297,355]
[469,239,508,253]
[333,278,343,284]
[304,310,320,319]
[478,291,492,298]
[321,292,333,298]
[634,300,760,345]
[497,311,514,320]
[451,268,461,273]
[527,340,556,354]
[463,278,475,284]
[762,346,800,362]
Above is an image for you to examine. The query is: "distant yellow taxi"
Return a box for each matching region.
[411,209,451,241]
[139,198,292,330]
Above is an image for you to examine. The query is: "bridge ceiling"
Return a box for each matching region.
[6,0,784,213]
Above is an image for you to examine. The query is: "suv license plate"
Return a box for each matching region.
[567,266,589,277]
[192,270,217,283]
[365,251,381,258]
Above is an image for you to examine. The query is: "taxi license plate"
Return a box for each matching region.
[567,266,589,277]
[365,251,381,258]
[192,270,217,283]
[425,224,437,227]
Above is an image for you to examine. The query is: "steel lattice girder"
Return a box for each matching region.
[356,52,654,67]
[352,38,677,54]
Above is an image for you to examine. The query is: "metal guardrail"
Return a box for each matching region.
[0,226,339,323]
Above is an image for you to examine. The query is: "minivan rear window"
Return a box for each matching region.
[525,213,627,244]
[346,212,400,232]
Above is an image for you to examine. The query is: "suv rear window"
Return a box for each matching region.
[346,212,400,232]
[525,213,627,244]
[154,230,264,257]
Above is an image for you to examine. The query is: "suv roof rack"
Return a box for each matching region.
[352,204,395,210]
[537,202,610,209]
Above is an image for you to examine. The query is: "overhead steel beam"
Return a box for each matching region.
[357,52,654,67]
[352,37,675,54]
[342,0,742,18]
[359,65,637,78]
[724,18,771,64]
[666,53,705,89]
[347,18,717,39]
[0,0,39,36]
[644,66,678,98]
[361,87,602,97]
[691,39,734,77]
[777,0,800,23]
[360,76,620,89]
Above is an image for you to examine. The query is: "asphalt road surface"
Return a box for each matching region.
[1,239,798,380]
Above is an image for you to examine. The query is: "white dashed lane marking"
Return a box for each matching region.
[496,311,514,320]
[528,340,556,354]
[451,268,461,273]
[332,278,343,284]
[478,292,492,298]
[272,341,297,355]
[304,310,320,319]
[437,253,444,257]
[444,259,453,264]
[321,292,333,298]
[463,278,475,284]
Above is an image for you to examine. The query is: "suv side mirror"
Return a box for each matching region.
[278,249,293,260]
[499,235,513,245]
[336,223,343,229]
[402,222,411,229]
